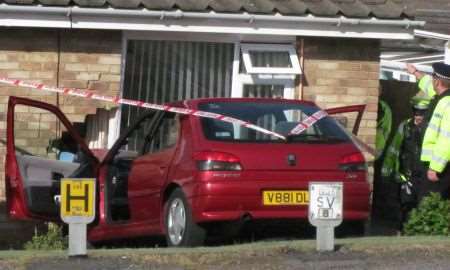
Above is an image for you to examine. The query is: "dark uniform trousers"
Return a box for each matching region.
[417,163,450,203]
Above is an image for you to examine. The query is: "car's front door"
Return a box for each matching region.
[325,104,376,155]
[325,104,366,135]
[5,96,98,221]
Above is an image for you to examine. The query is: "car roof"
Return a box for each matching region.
[167,98,317,109]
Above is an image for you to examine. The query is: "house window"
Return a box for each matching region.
[120,40,234,130]
[119,38,301,134]
[240,43,302,75]
[232,43,300,100]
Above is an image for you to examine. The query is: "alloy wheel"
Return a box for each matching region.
[167,198,186,245]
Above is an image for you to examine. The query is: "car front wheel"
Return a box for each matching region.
[165,188,206,247]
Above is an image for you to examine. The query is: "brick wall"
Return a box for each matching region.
[301,38,380,185]
[302,38,380,149]
[0,28,121,247]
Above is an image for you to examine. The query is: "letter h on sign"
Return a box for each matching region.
[65,184,89,213]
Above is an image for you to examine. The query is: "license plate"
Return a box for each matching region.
[263,190,309,206]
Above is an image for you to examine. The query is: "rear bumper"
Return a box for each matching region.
[188,180,371,223]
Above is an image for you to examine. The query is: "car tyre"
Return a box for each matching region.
[165,188,206,247]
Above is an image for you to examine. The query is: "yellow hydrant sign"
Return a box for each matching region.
[61,178,95,223]
[60,178,96,257]
[60,178,96,223]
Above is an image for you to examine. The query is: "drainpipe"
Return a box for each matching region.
[445,41,450,65]
[298,38,305,100]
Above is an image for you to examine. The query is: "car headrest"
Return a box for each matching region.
[211,120,234,139]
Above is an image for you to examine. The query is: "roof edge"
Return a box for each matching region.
[0,5,426,40]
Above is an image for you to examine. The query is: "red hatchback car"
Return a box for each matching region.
[5,96,370,246]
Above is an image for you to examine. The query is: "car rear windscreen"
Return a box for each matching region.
[198,101,351,143]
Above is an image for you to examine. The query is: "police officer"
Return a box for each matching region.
[406,63,437,99]
[382,97,430,228]
[419,63,450,201]
[375,98,392,160]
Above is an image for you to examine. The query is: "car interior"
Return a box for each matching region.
[105,111,158,222]
[106,111,179,222]
[15,143,95,217]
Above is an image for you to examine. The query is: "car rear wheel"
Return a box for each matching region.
[165,188,206,247]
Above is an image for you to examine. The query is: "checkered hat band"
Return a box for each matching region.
[434,72,450,80]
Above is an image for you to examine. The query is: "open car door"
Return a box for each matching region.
[325,104,376,156]
[325,104,366,135]
[5,96,98,221]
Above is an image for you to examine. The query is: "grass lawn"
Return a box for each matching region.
[2,236,450,269]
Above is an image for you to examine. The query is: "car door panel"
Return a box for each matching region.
[16,154,80,216]
[127,147,175,223]
[5,96,98,221]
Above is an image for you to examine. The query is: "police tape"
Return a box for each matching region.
[0,77,328,140]
[288,110,328,135]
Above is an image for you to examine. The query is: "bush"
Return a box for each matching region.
[24,223,68,250]
[403,193,450,236]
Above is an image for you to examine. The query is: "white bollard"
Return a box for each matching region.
[68,223,88,257]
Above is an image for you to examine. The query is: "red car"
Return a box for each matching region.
[5,96,370,246]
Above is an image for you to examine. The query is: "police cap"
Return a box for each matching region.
[432,63,450,80]
[410,96,430,110]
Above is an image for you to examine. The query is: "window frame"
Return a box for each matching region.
[232,43,297,99]
[116,32,299,143]
[240,43,302,75]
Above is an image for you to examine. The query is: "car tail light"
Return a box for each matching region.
[194,151,242,171]
[339,152,367,172]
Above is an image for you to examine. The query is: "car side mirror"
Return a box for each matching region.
[58,151,76,162]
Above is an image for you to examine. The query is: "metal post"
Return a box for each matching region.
[309,182,343,253]
[68,223,87,257]
[316,226,334,251]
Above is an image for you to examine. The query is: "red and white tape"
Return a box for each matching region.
[0,77,294,140]
[288,110,328,135]
[0,77,330,140]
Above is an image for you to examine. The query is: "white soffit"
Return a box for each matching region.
[381,30,450,80]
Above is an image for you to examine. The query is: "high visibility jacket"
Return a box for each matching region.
[421,90,450,173]
[382,120,407,181]
[376,100,392,159]
[418,74,437,99]
[382,119,425,182]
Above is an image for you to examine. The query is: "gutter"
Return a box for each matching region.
[70,7,425,28]
[414,30,450,41]
[0,4,426,39]
[380,60,433,73]
[0,5,425,28]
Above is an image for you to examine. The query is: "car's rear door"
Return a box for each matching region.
[5,96,98,220]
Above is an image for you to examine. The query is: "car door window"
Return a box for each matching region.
[144,113,179,154]
[12,104,94,218]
